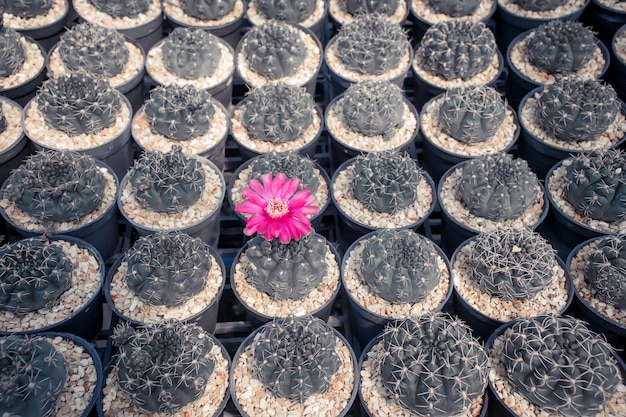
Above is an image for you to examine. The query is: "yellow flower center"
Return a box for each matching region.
[265,197,289,218]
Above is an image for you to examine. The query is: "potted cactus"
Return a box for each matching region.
[231,315,358,417]
[610,24,626,101]
[589,0,626,47]
[409,0,497,41]
[145,27,235,109]
[330,150,436,251]
[359,312,489,417]
[0,96,31,186]
[131,84,230,171]
[324,80,419,168]
[230,82,322,161]
[328,0,409,28]
[118,145,225,248]
[246,0,328,42]
[0,150,119,261]
[99,320,231,417]
[341,228,452,346]
[486,315,625,417]
[2,0,70,51]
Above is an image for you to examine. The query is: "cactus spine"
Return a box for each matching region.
[249,150,321,194]
[88,0,151,18]
[0,13,25,78]
[161,27,222,80]
[257,0,316,23]
[585,235,626,310]
[179,0,237,20]
[342,0,398,17]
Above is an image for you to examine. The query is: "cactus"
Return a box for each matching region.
[123,232,211,307]
[248,150,321,194]
[358,229,440,303]
[161,27,222,80]
[56,23,129,78]
[36,72,122,136]
[0,335,67,417]
[469,228,557,301]
[257,0,316,23]
[535,77,620,143]
[240,83,316,144]
[437,85,506,144]
[179,0,237,20]
[502,315,622,416]
[112,321,216,414]
[143,84,216,141]
[0,16,25,78]
[340,80,405,140]
[585,235,626,310]
[0,107,6,133]
[342,0,398,17]
[252,315,341,403]
[243,21,307,80]
[243,233,328,300]
[351,150,421,215]
[426,0,481,16]
[512,0,567,12]
[420,20,496,81]
[334,13,409,76]
[0,237,72,315]
[4,0,52,18]
[562,149,626,223]
[128,145,206,213]
[458,153,540,221]
[3,150,107,223]
[88,0,151,18]
[379,313,488,417]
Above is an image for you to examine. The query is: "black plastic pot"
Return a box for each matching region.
[587,0,626,47]
[0,36,47,107]
[9,0,71,52]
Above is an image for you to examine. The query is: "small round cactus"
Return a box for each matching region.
[512,0,567,12]
[379,313,488,417]
[585,235,626,310]
[88,0,151,18]
[124,232,211,307]
[502,315,622,416]
[248,151,321,194]
[341,0,398,17]
[426,0,481,16]
[4,0,53,18]
[179,0,237,20]
[0,18,25,78]
[252,315,341,403]
[257,0,317,23]
[161,27,222,80]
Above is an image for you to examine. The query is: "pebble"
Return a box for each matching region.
[0,100,24,152]
[3,0,67,29]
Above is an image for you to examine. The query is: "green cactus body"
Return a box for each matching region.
[257,0,317,23]
[0,335,68,417]
[351,150,421,214]
[535,77,620,143]
[129,145,206,213]
[380,313,488,417]
[249,151,321,194]
[458,153,539,221]
[244,21,307,80]
[36,72,122,136]
[359,229,440,303]
[470,228,557,301]
[56,23,129,78]
[113,321,215,414]
[124,232,211,307]
[0,24,25,78]
[426,0,481,16]
[334,13,409,76]
[585,235,626,310]
[420,20,496,81]
[143,84,216,141]
[4,150,106,223]
[179,0,237,20]
[89,0,151,18]
[512,0,567,12]
[252,315,341,403]
[0,237,72,315]
[5,0,53,18]
[342,0,398,17]
[161,28,222,80]
[340,80,405,140]
[437,85,506,144]
[244,233,328,300]
[562,149,626,223]
[502,315,622,416]
[240,83,316,144]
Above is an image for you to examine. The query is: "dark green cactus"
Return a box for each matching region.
[438,85,506,144]
[143,84,216,141]
[585,235,626,310]
[380,313,488,417]
[243,21,307,80]
[252,315,341,403]
[243,233,328,300]
[161,27,222,80]
[351,150,421,215]
[3,150,107,223]
[179,0,237,20]
[4,0,52,18]
[458,153,540,221]
[342,0,398,17]
[36,72,122,136]
[535,77,620,143]
[124,232,211,307]
[426,0,481,16]
[240,83,316,144]
[512,0,567,12]
[469,228,557,301]
[0,237,72,315]
[340,80,405,140]
[88,0,151,18]
[562,149,626,223]
[56,23,129,78]
[502,315,622,416]
[257,0,316,23]
[420,20,496,81]
[0,335,68,417]
[249,151,321,194]
[113,321,216,414]
[358,229,440,303]
[0,17,25,78]
[334,13,409,76]
[129,145,206,213]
